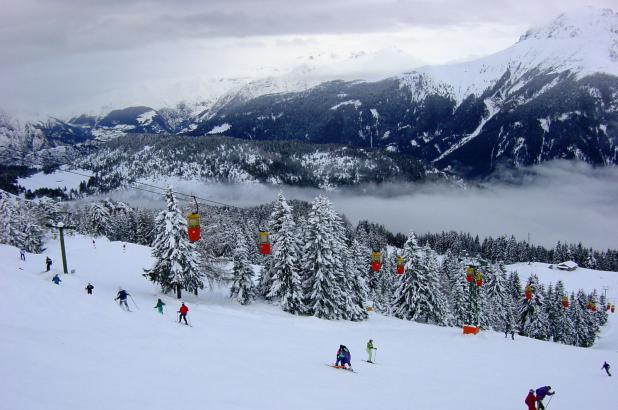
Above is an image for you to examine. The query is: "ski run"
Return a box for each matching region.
[0,229,615,410]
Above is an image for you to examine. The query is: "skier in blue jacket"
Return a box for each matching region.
[535,386,555,410]
[335,345,352,370]
[51,274,61,285]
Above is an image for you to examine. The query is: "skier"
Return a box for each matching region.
[51,274,61,285]
[154,298,166,314]
[122,243,126,252]
[524,389,536,410]
[505,323,515,340]
[85,283,94,295]
[20,248,25,261]
[602,361,611,376]
[335,345,352,370]
[92,239,96,248]
[366,339,377,363]
[45,256,52,272]
[115,288,131,311]
[535,386,555,410]
[178,302,189,325]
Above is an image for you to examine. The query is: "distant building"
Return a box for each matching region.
[554,261,578,271]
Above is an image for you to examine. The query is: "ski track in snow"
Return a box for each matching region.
[0,235,616,410]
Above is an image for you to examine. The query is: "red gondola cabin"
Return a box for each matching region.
[371,251,381,272]
[187,213,201,242]
[259,231,271,255]
[525,285,533,301]
[561,296,569,308]
[396,256,405,275]
[466,266,474,283]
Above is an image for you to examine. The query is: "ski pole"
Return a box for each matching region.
[545,395,554,409]
[374,348,377,363]
[129,295,139,310]
[187,314,192,327]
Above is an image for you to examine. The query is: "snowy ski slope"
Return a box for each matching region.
[1,235,616,410]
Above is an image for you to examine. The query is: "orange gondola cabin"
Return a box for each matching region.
[371,251,382,272]
[396,256,405,275]
[525,285,533,301]
[561,296,569,308]
[259,231,271,255]
[187,212,201,242]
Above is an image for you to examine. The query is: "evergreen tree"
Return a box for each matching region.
[570,290,596,347]
[519,275,550,340]
[552,282,574,344]
[392,234,449,325]
[88,201,112,237]
[259,192,287,297]
[230,230,256,305]
[16,201,45,253]
[344,238,369,321]
[442,252,467,326]
[484,264,513,332]
[302,196,346,319]
[267,198,304,314]
[144,189,203,298]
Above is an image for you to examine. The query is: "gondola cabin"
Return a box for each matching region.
[371,251,381,272]
[187,212,201,242]
[259,231,271,255]
[475,271,484,287]
[396,256,405,275]
[525,285,533,301]
[466,266,475,283]
[561,296,569,308]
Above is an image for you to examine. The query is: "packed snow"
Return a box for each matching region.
[1,235,616,410]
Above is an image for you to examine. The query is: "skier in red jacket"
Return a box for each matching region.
[178,302,189,325]
[525,389,536,410]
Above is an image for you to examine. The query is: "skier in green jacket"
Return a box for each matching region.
[154,298,166,314]
[366,339,377,363]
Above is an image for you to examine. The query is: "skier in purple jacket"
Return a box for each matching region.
[535,386,555,410]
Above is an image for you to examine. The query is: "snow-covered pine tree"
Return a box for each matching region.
[552,281,574,344]
[519,275,550,340]
[266,198,304,314]
[597,292,609,326]
[374,247,397,313]
[0,191,25,247]
[392,234,449,325]
[144,189,203,298]
[441,252,467,326]
[88,201,112,238]
[484,263,513,332]
[302,195,345,320]
[16,200,45,253]
[507,271,523,307]
[570,289,597,347]
[230,229,256,305]
[344,238,369,321]
[259,192,287,297]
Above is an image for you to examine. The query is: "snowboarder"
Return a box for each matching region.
[51,274,61,285]
[524,389,536,410]
[535,386,555,410]
[178,302,189,325]
[45,256,52,272]
[20,249,25,261]
[85,283,94,295]
[115,288,131,311]
[602,361,611,376]
[335,345,352,370]
[366,339,377,363]
[154,298,166,314]
[122,243,126,252]
[92,239,96,248]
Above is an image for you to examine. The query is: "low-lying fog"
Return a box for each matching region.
[98,161,618,250]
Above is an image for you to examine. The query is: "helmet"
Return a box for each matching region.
[529,389,534,393]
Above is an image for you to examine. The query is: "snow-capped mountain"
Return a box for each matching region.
[2,8,617,178]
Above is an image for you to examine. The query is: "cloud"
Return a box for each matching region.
[100,160,618,250]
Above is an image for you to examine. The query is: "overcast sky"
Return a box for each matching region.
[0,0,615,119]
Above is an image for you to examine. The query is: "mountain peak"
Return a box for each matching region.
[519,7,618,42]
